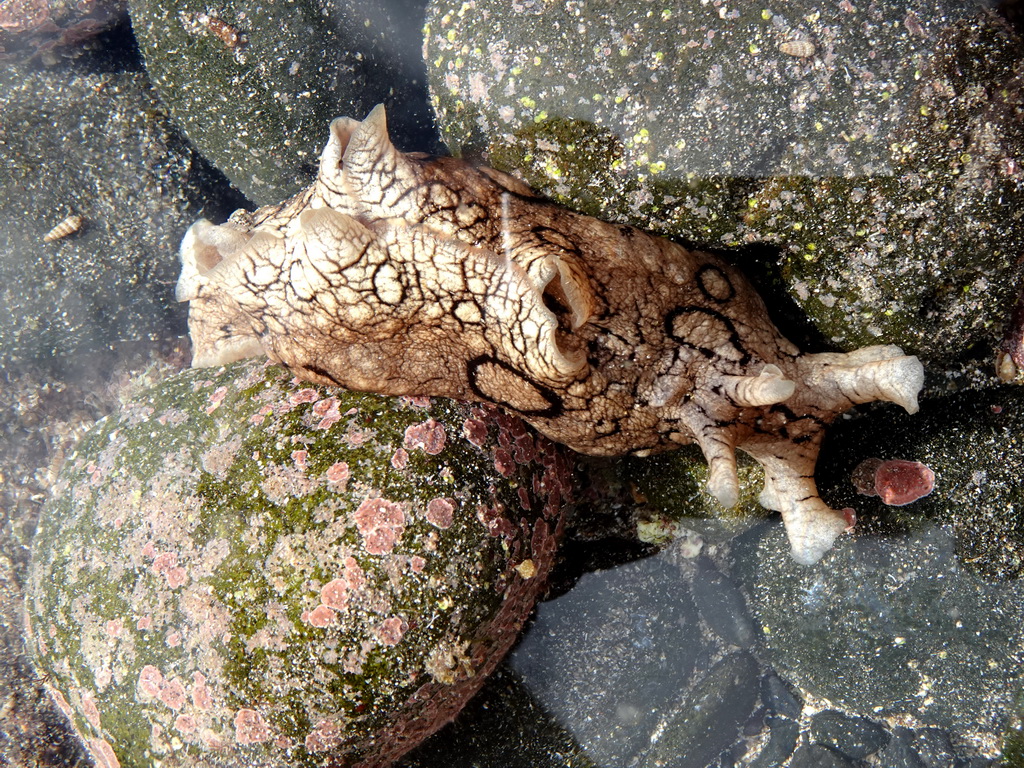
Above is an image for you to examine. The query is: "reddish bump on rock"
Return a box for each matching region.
[854,457,936,506]
[875,459,936,506]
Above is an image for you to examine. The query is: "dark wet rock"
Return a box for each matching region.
[0,59,241,368]
[914,727,966,768]
[734,520,1024,736]
[747,715,800,768]
[789,742,857,768]
[425,1,1023,363]
[691,562,756,648]
[644,651,760,768]
[509,554,705,766]
[0,0,126,62]
[401,665,597,768]
[26,359,572,767]
[875,727,928,768]
[817,386,1024,580]
[760,672,802,720]
[130,0,438,204]
[810,710,889,760]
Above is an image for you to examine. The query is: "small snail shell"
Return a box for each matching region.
[43,214,84,243]
[779,40,816,58]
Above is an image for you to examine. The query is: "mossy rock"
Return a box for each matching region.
[129,0,436,204]
[26,359,573,768]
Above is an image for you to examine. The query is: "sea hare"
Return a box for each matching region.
[177,105,924,565]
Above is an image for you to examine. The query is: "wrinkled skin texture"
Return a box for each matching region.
[178,106,924,564]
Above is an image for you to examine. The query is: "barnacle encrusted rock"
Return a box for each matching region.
[177,105,924,565]
[26,359,571,768]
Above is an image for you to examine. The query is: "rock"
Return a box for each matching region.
[26,359,572,767]
[816,386,1024,580]
[509,555,705,767]
[788,743,857,768]
[690,560,756,649]
[760,673,803,720]
[747,716,800,768]
[748,14,1024,361]
[401,665,597,768]
[424,0,1023,363]
[809,710,890,760]
[0,57,242,367]
[643,650,760,768]
[874,728,928,768]
[130,0,438,204]
[735,520,1024,735]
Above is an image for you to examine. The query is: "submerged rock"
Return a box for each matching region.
[130,0,438,204]
[0,58,241,367]
[424,1,1023,363]
[26,359,572,767]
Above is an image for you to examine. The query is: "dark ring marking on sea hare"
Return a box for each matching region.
[177,104,925,565]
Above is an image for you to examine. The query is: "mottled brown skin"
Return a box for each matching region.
[178,106,924,564]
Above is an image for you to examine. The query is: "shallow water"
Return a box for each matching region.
[1,1,1023,767]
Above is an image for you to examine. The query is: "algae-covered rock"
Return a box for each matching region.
[734,521,1024,736]
[747,15,1024,360]
[26,359,572,768]
[424,1,1023,362]
[815,386,1024,581]
[130,0,438,204]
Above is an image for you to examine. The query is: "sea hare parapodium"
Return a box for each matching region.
[177,105,924,565]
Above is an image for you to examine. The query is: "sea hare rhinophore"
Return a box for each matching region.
[177,105,924,564]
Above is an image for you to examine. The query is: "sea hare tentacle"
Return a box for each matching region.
[178,104,925,564]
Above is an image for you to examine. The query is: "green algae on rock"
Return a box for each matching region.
[425,1,1023,363]
[129,0,437,204]
[26,359,572,768]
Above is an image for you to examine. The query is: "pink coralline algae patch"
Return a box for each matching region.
[462,417,488,447]
[409,555,427,573]
[136,615,152,631]
[313,396,342,429]
[288,388,320,406]
[234,708,272,745]
[325,461,350,488]
[292,449,308,470]
[137,665,163,698]
[303,604,338,627]
[204,386,228,414]
[104,619,123,638]
[137,666,187,710]
[403,419,447,454]
[391,448,409,469]
[376,617,406,646]
[159,678,187,710]
[425,498,455,529]
[250,403,274,425]
[493,448,516,478]
[305,719,344,753]
[853,457,936,506]
[82,691,101,728]
[320,579,349,611]
[150,551,188,589]
[174,715,197,735]
[192,672,212,711]
[353,498,406,555]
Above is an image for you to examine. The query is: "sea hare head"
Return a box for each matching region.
[178,105,925,564]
